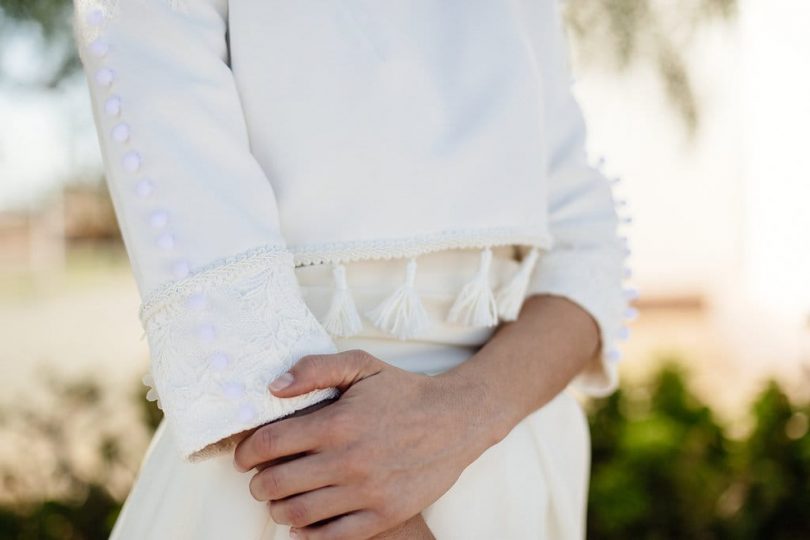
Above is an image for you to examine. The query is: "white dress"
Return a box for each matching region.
[110,248,591,540]
[71,0,635,537]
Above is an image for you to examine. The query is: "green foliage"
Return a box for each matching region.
[0,487,120,540]
[588,363,810,539]
[0,0,72,36]
[0,362,807,538]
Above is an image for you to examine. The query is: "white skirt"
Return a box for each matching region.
[110,248,591,540]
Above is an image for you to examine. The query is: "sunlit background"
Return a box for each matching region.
[1,0,809,538]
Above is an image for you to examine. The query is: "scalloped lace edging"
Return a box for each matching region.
[289,228,554,267]
[138,244,290,325]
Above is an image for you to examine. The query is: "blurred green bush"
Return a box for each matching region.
[0,361,808,539]
[588,362,810,540]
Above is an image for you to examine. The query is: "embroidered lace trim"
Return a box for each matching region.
[138,244,338,460]
[290,228,555,267]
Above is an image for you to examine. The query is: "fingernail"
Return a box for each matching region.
[269,372,294,391]
[289,528,300,539]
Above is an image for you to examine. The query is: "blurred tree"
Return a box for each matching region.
[0,0,78,88]
[2,0,738,132]
[566,0,738,134]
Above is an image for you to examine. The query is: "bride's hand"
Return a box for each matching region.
[232,349,502,540]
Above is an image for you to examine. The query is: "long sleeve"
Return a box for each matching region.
[525,1,634,397]
[73,0,338,462]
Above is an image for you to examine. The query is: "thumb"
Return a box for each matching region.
[267,349,384,398]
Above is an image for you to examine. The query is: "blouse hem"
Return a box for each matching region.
[289,228,555,267]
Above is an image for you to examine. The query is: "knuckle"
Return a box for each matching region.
[364,481,388,509]
[284,500,311,528]
[350,348,374,365]
[257,427,277,457]
[300,353,328,372]
[341,449,371,482]
[323,409,354,443]
[373,504,400,530]
[258,468,284,500]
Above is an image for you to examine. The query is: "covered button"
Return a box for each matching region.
[122,151,142,172]
[156,232,175,250]
[88,38,109,58]
[196,323,216,342]
[135,178,155,198]
[222,381,245,399]
[209,351,230,371]
[86,8,105,26]
[185,291,207,311]
[112,123,130,143]
[95,68,115,87]
[149,209,169,229]
[172,259,191,279]
[104,96,122,116]
[237,403,257,423]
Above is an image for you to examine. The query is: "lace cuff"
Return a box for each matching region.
[139,245,339,462]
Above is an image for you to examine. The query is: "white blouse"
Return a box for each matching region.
[73,0,635,462]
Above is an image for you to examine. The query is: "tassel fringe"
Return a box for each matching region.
[447,248,498,327]
[495,247,540,321]
[366,258,430,340]
[321,263,363,337]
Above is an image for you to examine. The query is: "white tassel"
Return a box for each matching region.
[321,263,363,337]
[366,258,430,340]
[447,248,498,327]
[495,247,540,321]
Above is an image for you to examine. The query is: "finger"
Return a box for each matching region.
[268,349,384,398]
[292,510,383,540]
[268,486,360,528]
[249,453,340,502]
[234,414,326,472]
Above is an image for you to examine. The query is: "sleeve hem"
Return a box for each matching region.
[139,244,339,462]
[526,248,628,398]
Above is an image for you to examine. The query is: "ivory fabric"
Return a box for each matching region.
[110,249,591,540]
[72,0,633,462]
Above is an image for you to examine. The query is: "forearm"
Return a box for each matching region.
[373,295,597,538]
[437,293,601,445]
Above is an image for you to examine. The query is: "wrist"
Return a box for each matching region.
[432,362,517,455]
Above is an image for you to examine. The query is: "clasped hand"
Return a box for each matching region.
[232,349,498,539]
